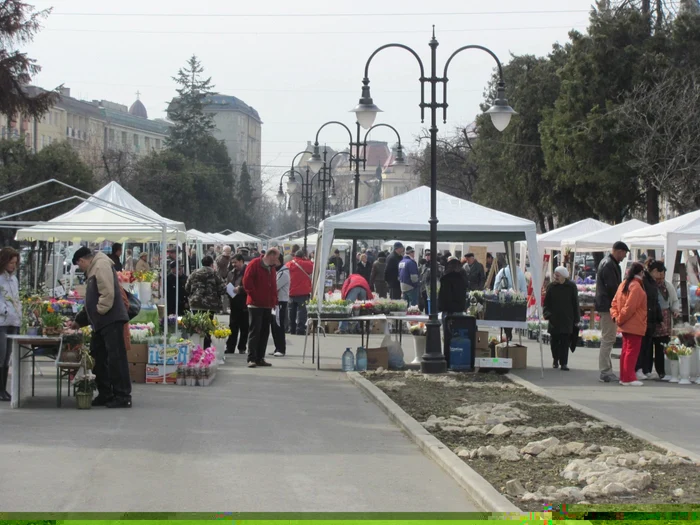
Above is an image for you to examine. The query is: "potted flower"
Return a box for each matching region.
[133,270,157,304]
[41,308,65,336]
[409,322,426,364]
[665,341,681,383]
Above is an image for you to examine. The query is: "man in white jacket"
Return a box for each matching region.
[271,251,290,357]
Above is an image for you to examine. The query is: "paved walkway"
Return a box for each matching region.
[509,336,700,455]
[0,333,478,512]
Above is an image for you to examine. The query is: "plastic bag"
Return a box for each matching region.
[380,320,405,369]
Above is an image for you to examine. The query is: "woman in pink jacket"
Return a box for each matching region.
[610,262,648,386]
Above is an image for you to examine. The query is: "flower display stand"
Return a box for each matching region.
[76,392,93,409]
[411,335,426,365]
[137,282,152,305]
[668,359,680,383]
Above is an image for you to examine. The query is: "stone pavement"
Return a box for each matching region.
[508,336,700,456]
[0,332,478,512]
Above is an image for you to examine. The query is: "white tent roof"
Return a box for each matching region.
[233,231,261,243]
[622,210,700,250]
[16,181,186,243]
[563,219,650,252]
[288,232,349,250]
[536,218,609,251]
[187,229,219,243]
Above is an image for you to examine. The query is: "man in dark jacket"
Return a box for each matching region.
[226,254,248,354]
[385,242,405,300]
[420,250,444,313]
[438,258,468,314]
[370,252,388,298]
[328,249,344,285]
[166,261,188,316]
[72,247,131,408]
[543,266,580,371]
[595,241,629,382]
[463,252,486,291]
[108,243,123,272]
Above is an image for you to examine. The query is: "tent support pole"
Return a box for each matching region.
[162,227,167,385]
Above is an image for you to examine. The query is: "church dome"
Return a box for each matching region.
[129,98,148,118]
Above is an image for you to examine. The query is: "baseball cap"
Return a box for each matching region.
[393,241,404,249]
[406,246,415,253]
[613,241,630,252]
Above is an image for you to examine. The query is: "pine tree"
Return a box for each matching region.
[237,162,257,231]
[0,0,58,118]
[166,55,217,159]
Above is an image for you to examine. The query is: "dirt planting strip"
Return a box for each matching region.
[365,370,700,512]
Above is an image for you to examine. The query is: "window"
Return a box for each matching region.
[145,136,150,150]
[155,139,161,150]
[109,128,115,143]
[133,134,139,146]
[122,131,127,144]
[41,135,45,148]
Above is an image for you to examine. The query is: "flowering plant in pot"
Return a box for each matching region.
[74,347,96,409]
[41,309,65,336]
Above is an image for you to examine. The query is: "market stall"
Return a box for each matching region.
[313,186,545,374]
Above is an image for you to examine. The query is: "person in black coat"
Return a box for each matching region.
[166,261,188,315]
[543,266,579,371]
[438,258,468,314]
[356,253,373,284]
[384,242,405,300]
[636,259,663,379]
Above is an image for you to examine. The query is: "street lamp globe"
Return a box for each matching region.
[352,84,382,130]
[307,144,324,173]
[286,175,299,194]
[392,147,407,176]
[329,192,338,207]
[485,83,517,132]
[276,188,285,204]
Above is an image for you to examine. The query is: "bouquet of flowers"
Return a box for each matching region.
[672,325,696,348]
[183,346,218,386]
[352,301,375,316]
[179,311,216,336]
[134,270,157,283]
[212,327,232,339]
[409,322,426,336]
[664,340,681,361]
[117,271,135,284]
[406,305,422,316]
[130,322,156,343]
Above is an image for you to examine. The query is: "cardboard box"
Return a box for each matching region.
[324,321,339,333]
[495,343,527,369]
[129,362,146,384]
[127,343,148,364]
[370,321,385,335]
[145,363,178,384]
[475,357,512,369]
[365,347,389,370]
[476,330,490,350]
[475,347,492,359]
[148,343,190,365]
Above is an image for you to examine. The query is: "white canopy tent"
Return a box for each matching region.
[233,231,261,244]
[16,181,186,243]
[622,210,700,283]
[187,229,219,244]
[288,232,350,251]
[562,219,650,252]
[315,186,545,374]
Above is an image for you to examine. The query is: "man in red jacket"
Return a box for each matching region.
[286,250,314,336]
[243,248,280,368]
[337,274,374,334]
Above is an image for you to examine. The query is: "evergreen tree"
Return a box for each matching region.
[166,55,217,160]
[236,161,257,232]
[0,0,58,119]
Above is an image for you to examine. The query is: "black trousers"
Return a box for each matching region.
[652,336,669,377]
[390,285,402,300]
[227,305,249,352]
[636,335,654,374]
[271,301,288,354]
[91,322,132,400]
[248,308,272,364]
[550,333,570,367]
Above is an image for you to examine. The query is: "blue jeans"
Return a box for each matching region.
[339,287,367,333]
[403,287,419,307]
[288,295,309,335]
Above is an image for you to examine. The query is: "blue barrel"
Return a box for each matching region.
[449,328,472,371]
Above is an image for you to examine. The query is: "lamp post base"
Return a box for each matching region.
[421,321,447,374]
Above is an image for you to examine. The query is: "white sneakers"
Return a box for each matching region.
[620,380,644,386]
[635,370,648,381]
[273,351,285,357]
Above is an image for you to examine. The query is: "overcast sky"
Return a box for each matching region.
[26,0,594,194]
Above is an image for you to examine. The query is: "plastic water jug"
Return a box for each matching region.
[449,328,472,371]
[355,347,368,371]
[342,348,355,372]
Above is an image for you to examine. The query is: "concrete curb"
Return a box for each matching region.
[506,372,700,464]
[347,371,521,513]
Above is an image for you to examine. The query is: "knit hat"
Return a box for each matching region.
[72,247,92,265]
[393,241,404,249]
[554,266,570,279]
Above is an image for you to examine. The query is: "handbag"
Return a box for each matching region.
[125,289,141,320]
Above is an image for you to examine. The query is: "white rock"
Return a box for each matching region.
[488,423,512,437]
[477,445,499,458]
[565,442,586,455]
[500,445,521,462]
[505,479,526,497]
[581,485,601,499]
[673,488,685,497]
[602,482,627,495]
[375,367,385,373]
[651,455,671,466]
[639,450,661,460]
[464,426,488,435]
[670,457,692,466]
[600,446,623,455]
[565,422,583,429]
[441,425,465,432]
[521,436,560,456]
[523,453,533,461]
[457,448,471,458]
[562,471,580,481]
[521,492,541,502]
[638,458,648,467]
[555,487,584,501]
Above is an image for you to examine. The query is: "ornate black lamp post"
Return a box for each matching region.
[307,121,407,273]
[353,27,516,374]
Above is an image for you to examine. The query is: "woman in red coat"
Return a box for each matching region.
[610,262,647,386]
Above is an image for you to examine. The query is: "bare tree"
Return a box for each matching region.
[618,67,700,214]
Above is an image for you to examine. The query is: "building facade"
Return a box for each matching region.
[201,94,262,191]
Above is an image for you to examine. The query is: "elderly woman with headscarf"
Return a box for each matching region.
[543,266,580,371]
